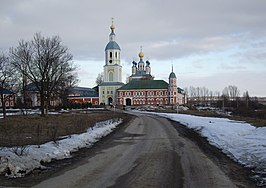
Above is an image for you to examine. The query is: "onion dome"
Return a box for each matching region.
[139,51,144,59]
[110,23,115,30]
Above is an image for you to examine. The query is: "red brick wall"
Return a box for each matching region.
[0,94,16,108]
[67,97,99,105]
[117,89,176,106]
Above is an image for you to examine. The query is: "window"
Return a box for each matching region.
[109,72,113,81]
[107,91,109,94]
[111,91,113,94]
[110,52,112,58]
[102,91,105,94]
[95,101,98,105]
[115,52,118,58]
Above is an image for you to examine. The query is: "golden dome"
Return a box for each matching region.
[110,23,115,30]
[139,51,144,58]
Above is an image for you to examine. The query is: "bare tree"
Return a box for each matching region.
[10,33,77,116]
[222,86,229,97]
[95,72,104,86]
[201,86,209,105]
[243,91,250,108]
[228,85,240,101]
[0,54,16,118]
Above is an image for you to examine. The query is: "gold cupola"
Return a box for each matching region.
[139,46,144,58]
[110,17,115,30]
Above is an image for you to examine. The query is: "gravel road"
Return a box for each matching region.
[29,112,257,188]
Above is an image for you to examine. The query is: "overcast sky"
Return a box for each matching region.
[1,0,266,96]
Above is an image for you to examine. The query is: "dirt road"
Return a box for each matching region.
[28,112,256,188]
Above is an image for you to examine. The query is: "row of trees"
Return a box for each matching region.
[0,33,78,117]
[184,85,256,109]
[184,85,264,117]
[184,85,242,102]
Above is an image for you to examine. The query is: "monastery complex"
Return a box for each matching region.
[68,21,187,107]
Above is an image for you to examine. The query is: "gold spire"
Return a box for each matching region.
[110,17,115,30]
[139,46,144,58]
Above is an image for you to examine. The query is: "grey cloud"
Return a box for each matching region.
[1,0,266,61]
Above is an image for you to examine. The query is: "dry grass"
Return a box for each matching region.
[229,116,266,128]
[181,110,266,127]
[0,110,127,147]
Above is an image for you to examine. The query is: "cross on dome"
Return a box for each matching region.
[139,46,144,58]
[110,17,115,30]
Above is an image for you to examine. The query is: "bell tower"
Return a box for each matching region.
[99,19,124,106]
[104,18,122,83]
[168,65,177,105]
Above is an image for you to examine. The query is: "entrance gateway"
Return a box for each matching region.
[125,98,132,106]
[108,97,113,106]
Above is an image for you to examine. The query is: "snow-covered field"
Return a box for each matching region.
[0,118,122,177]
[141,111,266,186]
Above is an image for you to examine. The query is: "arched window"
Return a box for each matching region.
[115,52,118,58]
[109,72,113,81]
[110,52,112,58]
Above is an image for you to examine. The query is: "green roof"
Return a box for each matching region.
[118,80,168,90]
[99,82,124,86]
[169,72,176,78]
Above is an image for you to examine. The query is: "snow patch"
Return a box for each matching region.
[0,118,122,177]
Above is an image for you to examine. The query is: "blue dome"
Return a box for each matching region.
[105,41,121,51]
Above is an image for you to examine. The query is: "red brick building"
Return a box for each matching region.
[67,87,99,105]
[117,72,186,107]
[0,88,16,108]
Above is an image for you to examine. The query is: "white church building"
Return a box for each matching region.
[98,21,187,106]
[98,22,124,105]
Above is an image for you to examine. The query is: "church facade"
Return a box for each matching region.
[98,21,186,107]
[116,51,186,106]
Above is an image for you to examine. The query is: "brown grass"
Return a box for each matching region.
[229,116,266,128]
[181,110,266,127]
[0,110,127,147]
